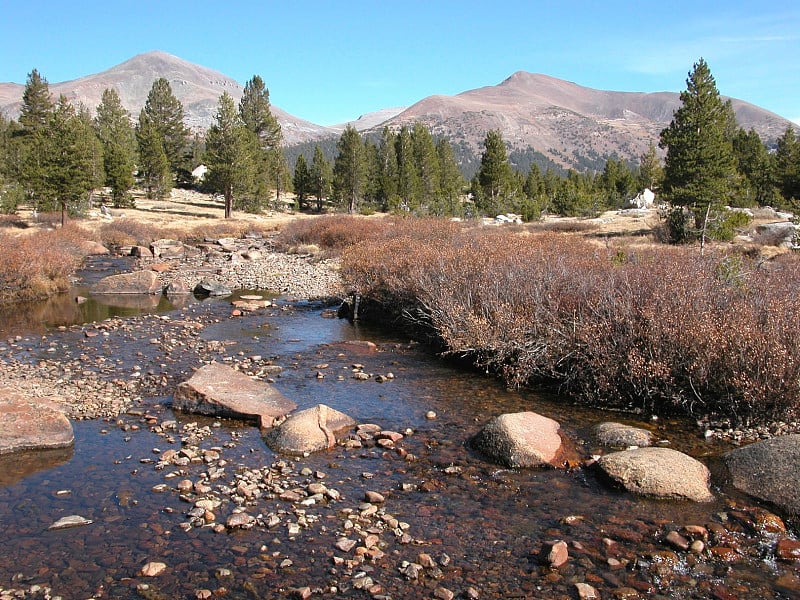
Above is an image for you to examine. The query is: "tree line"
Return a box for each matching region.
[1,60,798,233]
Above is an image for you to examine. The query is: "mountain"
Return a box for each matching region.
[0,51,332,145]
[375,71,795,172]
[1,54,795,173]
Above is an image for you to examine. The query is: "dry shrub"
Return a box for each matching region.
[0,226,87,303]
[97,220,162,247]
[0,214,27,229]
[275,215,393,254]
[342,225,800,425]
[527,219,595,234]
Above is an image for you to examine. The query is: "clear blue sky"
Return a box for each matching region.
[2,1,798,126]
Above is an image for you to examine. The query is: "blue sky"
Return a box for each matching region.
[2,1,798,126]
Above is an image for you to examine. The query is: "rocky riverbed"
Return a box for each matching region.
[1,240,799,599]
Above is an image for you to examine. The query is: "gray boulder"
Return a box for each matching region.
[471,411,565,468]
[0,390,73,454]
[173,363,296,428]
[594,422,653,448]
[91,270,162,295]
[596,447,713,502]
[265,404,355,455]
[194,280,232,297]
[724,434,800,516]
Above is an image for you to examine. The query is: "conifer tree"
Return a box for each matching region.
[140,78,189,175]
[310,144,332,212]
[239,75,283,208]
[293,153,311,210]
[136,109,171,199]
[333,125,366,213]
[659,58,737,236]
[774,127,800,204]
[732,128,776,207]
[411,122,440,210]
[95,88,136,206]
[436,138,464,216]
[637,141,663,193]
[204,92,255,218]
[14,70,56,208]
[395,126,419,212]
[375,127,398,210]
[476,129,514,215]
[49,96,104,225]
[19,69,54,132]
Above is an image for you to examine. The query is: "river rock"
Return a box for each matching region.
[173,363,296,428]
[151,239,184,259]
[596,447,713,502]
[594,422,653,448]
[48,515,92,530]
[79,240,109,256]
[194,280,232,297]
[265,404,355,455]
[470,411,565,468]
[130,245,154,259]
[724,434,800,516]
[90,269,162,295]
[0,390,74,454]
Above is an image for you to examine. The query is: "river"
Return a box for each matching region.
[0,261,797,599]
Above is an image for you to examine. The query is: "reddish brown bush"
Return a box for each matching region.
[0,226,87,303]
[341,226,800,425]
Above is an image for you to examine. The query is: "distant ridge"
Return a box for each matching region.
[1,53,796,171]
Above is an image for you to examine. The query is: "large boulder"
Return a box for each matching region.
[265,404,355,455]
[724,435,800,516]
[173,363,296,428]
[91,270,162,295]
[471,412,567,468]
[0,390,73,454]
[594,422,653,448]
[151,239,185,259]
[596,447,713,502]
[194,280,232,297]
[79,240,110,256]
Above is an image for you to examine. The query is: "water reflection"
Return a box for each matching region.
[0,446,73,487]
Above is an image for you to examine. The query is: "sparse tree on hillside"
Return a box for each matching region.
[95,88,136,206]
[333,125,367,214]
[310,144,332,212]
[204,92,255,218]
[659,58,737,241]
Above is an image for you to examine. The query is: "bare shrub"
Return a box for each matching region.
[0,226,86,303]
[342,224,800,425]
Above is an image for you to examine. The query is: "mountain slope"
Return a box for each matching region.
[379,71,793,171]
[0,51,332,144]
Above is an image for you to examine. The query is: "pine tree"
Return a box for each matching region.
[436,138,464,217]
[732,128,777,207]
[411,122,440,212]
[49,96,104,225]
[95,88,136,206]
[293,153,311,210]
[659,58,738,235]
[333,125,366,214]
[136,109,171,199]
[310,144,332,212]
[395,126,420,212]
[637,141,663,193]
[476,129,514,215]
[140,78,189,175]
[375,127,398,210]
[19,70,54,132]
[239,75,283,208]
[204,92,255,218]
[774,127,800,205]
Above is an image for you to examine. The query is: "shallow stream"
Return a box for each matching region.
[0,261,797,599]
